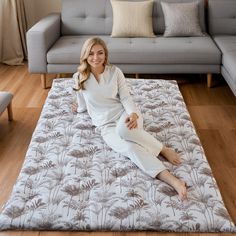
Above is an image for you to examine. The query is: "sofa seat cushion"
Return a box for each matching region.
[221,66,236,96]
[47,35,221,65]
[222,53,236,81]
[213,36,236,53]
[213,36,236,79]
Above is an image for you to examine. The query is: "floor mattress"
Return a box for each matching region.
[0,78,235,232]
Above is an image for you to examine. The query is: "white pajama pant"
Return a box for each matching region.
[100,111,166,178]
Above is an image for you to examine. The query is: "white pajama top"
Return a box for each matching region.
[73,65,139,127]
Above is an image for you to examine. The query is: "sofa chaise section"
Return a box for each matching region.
[27,0,221,89]
[208,0,236,96]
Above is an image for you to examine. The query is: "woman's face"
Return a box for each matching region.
[87,44,106,70]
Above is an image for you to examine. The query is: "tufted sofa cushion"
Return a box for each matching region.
[222,53,236,80]
[208,0,236,96]
[213,36,236,92]
[47,35,221,64]
[208,0,236,35]
[213,36,236,53]
[61,0,206,36]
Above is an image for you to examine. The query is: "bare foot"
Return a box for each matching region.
[71,102,78,113]
[157,170,187,201]
[160,146,182,165]
[173,180,187,201]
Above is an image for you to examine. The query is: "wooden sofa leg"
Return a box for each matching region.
[41,74,47,89]
[135,73,139,79]
[207,73,213,88]
[7,102,13,121]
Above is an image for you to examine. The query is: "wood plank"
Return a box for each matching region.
[196,129,233,168]
[187,106,236,130]
[0,232,39,236]
[179,75,236,106]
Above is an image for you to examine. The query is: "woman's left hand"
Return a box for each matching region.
[125,113,139,130]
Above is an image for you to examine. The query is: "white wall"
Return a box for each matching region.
[24,0,61,29]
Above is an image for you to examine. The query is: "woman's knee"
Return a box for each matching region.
[102,132,130,153]
[116,121,131,139]
[116,111,143,138]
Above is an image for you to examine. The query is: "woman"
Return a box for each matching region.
[72,37,187,200]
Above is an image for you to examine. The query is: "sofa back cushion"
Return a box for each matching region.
[61,0,206,36]
[208,0,236,35]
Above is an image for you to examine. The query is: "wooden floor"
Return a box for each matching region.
[0,63,235,236]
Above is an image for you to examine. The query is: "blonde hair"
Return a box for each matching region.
[76,37,109,90]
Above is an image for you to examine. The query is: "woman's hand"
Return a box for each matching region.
[71,102,78,113]
[125,113,139,130]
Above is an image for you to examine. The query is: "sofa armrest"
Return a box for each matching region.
[26,13,61,73]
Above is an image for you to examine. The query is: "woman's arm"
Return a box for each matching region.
[72,72,87,113]
[116,67,140,129]
[75,92,87,113]
[116,68,139,116]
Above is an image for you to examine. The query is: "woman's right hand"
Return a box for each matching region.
[125,112,139,130]
[71,102,78,113]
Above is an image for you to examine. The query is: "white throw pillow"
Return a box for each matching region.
[161,1,204,37]
[110,0,155,37]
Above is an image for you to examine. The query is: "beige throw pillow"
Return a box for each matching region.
[161,1,204,37]
[111,0,155,37]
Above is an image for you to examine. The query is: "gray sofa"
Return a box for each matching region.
[27,0,221,89]
[208,0,236,96]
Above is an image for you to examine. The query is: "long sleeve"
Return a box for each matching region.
[72,72,87,113]
[116,68,139,115]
